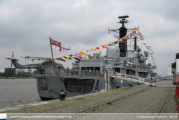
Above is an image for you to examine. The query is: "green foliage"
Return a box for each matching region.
[4,68,15,77]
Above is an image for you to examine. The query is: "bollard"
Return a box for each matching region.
[59,90,67,101]
[56,90,67,101]
[116,85,120,89]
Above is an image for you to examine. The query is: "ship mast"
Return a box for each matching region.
[108,15,129,57]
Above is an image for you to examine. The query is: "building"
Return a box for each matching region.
[0,68,5,73]
[15,69,25,74]
[15,69,36,74]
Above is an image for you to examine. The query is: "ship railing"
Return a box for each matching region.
[114,72,144,83]
[45,68,104,77]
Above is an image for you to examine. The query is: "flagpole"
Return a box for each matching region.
[49,37,56,74]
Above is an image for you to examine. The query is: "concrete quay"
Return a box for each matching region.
[1,80,178,119]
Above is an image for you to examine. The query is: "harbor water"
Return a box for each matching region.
[0,79,41,108]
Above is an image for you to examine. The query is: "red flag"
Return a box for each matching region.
[75,53,82,59]
[56,57,66,61]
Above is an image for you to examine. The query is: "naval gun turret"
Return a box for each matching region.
[106,45,120,58]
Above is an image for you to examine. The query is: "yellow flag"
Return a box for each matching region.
[64,56,72,60]
[104,44,108,46]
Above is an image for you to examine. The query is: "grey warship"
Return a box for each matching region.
[7,15,156,100]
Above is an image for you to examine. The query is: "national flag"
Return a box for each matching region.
[63,56,72,60]
[56,57,66,61]
[51,39,71,53]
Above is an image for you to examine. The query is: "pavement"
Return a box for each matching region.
[1,80,178,120]
[154,80,175,87]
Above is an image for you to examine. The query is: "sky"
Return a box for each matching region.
[0,0,179,76]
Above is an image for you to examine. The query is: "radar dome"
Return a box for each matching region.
[144,51,149,55]
[93,51,100,58]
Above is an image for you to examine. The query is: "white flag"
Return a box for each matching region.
[51,39,71,53]
[61,42,71,53]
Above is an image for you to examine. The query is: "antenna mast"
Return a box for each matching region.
[108,15,129,57]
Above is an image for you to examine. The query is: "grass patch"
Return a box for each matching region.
[74,98,86,101]
[117,87,131,91]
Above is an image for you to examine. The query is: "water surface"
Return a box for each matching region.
[0,79,41,108]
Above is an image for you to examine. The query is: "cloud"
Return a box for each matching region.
[0,0,179,76]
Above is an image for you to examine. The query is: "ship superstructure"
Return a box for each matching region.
[72,15,155,78]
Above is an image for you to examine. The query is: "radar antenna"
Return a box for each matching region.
[108,15,129,39]
[108,15,129,57]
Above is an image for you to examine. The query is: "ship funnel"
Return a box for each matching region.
[172,62,176,74]
[175,53,179,74]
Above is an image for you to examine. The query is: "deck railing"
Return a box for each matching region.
[114,72,143,83]
[45,68,104,77]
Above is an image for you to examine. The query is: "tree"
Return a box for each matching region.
[4,68,16,77]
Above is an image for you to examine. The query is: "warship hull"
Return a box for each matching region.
[34,71,144,100]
